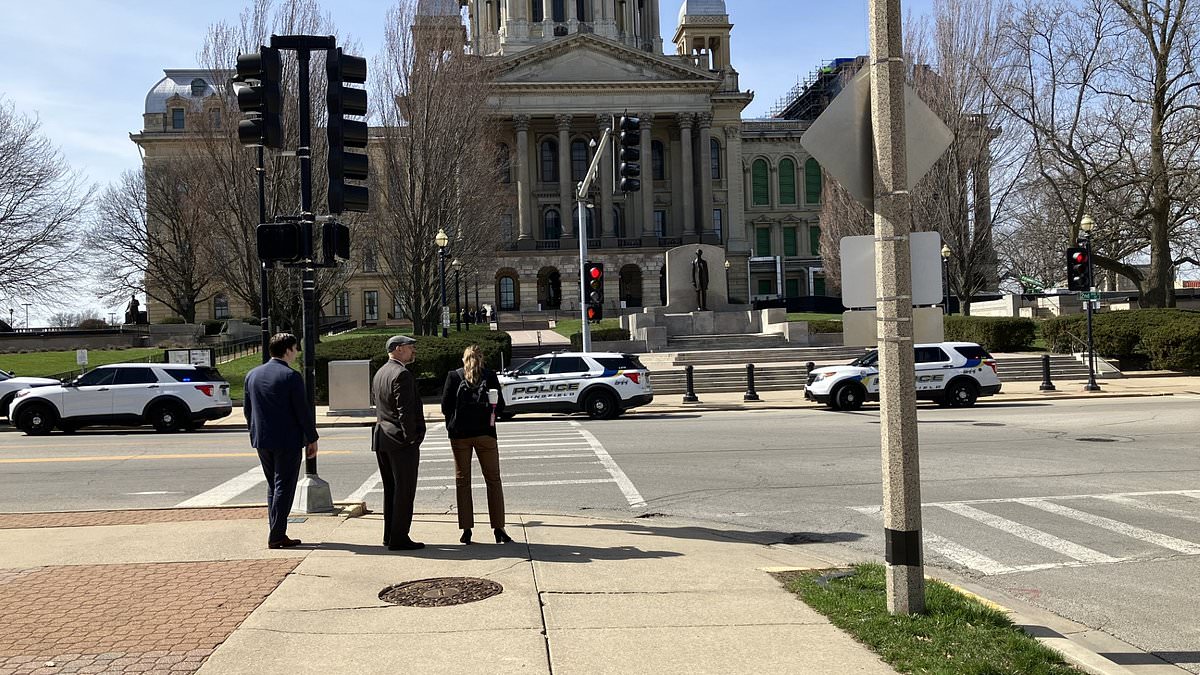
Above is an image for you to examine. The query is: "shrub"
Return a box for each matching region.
[157,317,186,325]
[77,319,108,330]
[569,327,630,349]
[1040,309,1200,371]
[807,320,843,334]
[1142,321,1200,371]
[1039,315,1086,353]
[944,316,1037,352]
[313,332,512,403]
[203,320,225,336]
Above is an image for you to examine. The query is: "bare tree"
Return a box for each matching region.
[88,165,220,323]
[367,0,506,335]
[0,100,91,305]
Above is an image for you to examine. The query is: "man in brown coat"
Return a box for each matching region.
[372,335,426,550]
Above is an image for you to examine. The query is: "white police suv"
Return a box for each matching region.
[805,342,1002,411]
[0,370,61,420]
[498,352,653,420]
[9,363,232,434]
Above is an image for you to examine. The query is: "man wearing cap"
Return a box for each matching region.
[372,335,426,550]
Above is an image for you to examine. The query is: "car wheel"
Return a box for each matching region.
[832,383,865,412]
[946,380,979,407]
[583,390,619,420]
[17,403,57,436]
[149,401,187,433]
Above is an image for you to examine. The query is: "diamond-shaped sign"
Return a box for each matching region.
[799,68,954,211]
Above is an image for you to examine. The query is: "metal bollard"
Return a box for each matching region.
[682,364,699,403]
[1039,353,1056,391]
[806,361,815,377]
[744,363,760,402]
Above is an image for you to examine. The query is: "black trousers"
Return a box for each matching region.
[256,446,302,543]
[376,443,420,545]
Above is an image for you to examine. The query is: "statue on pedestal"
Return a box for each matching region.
[691,249,710,311]
[124,295,140,324]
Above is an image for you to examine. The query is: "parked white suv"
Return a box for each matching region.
[499,352,653,420]
[805,342,1002,411]
[0,370,61,420]
[9,363,232,434]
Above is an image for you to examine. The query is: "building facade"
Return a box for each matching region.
[134,0,832,324]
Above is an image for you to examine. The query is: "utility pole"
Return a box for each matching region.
[870,0,925,614]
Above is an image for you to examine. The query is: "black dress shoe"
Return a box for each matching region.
[268,537,302,549]
[388,539,425,551]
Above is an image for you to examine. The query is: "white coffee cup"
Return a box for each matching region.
[487,389,499,405]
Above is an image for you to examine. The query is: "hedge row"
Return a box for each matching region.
[313,331,512,402]
[807,320,843,334]
[1040,309,1200,370]
[944,316,1038,352]
[569,327,631,349]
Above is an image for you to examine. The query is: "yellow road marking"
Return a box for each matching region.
[0,450,356,464]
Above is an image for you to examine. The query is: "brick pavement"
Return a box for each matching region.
[0,559,296,674]
[0,509,265,530]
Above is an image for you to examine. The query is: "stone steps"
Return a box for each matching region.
[671,344,868,367]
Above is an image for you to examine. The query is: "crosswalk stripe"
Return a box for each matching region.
[1095,494,1200,524]
[176,466,263,507]
[415,478,615,492]
[1022,499,1200,554]
[571,421,645,508]
[852,506,1018,575]
[417,469,603,482]
[937,502,1119,563]
[346,471,381,503]
[421,452,594,464]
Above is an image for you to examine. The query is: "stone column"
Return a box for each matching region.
[723,125,747,250]
[597,114,616,238]
[697,112,713,235]
[543,0,555,33]
[640,113,656,238]
[567,0,577,26]
[623,0,636,45]
[514,115,533,241]
[677,113,695,236]
[556,114,574,238]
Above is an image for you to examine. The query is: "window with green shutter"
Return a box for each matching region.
[756,227,771,257]
[783,227,797,256]
[813,276,826,296]
[804,158,822,204]
[809,225,821,256]
[786,278,801,298]
[752,159,769,206]
[757,279,773,295]
[779,159,797,205]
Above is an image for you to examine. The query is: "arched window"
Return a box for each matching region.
[805,158,822,204]
[711,138,722,180]
[571,139,589,181]
[531,0,543,22]
[651,140,665,180]
[572,204,596,238]
[752,159,770,206]
[552,0,565,22]
[543,208,562,239]
[540,139,558,182]
[779,158,797,205]
[190,78,207,97]
[499,277,517,310]
[497,144,511,183]
[213,294,230,319]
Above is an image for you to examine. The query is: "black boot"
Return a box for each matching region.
[460,529,473,545]
[494,528,513,544]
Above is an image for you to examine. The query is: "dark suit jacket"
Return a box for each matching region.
[244,358,319,450]
[372,359,426,451]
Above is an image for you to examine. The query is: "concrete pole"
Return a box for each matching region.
[869,0,925,615]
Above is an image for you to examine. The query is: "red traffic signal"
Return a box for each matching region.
[1065,246,1089,292]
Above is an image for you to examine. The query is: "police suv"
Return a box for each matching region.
[805,342,1002,411]
[498,352,653,420]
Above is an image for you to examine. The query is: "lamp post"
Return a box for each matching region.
[435,228,449,337]
[8,308,13,328]
[22,303,31,329]
[452,258,462,332]
[940,244,952,315]
[1080,215,1101,392]
[723,259,731,301]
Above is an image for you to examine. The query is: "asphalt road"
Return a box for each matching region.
[2,396,1198,671]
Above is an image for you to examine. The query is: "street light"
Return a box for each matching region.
[1080,214,1101,392]
[452,258,462,332]
[940,244,952,315]
[723,259,731,300]
[435,228,449,338]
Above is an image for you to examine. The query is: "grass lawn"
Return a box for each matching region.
[0,348,162,378]
[779,564,1081,675]
[785,312,844,322]
[551,317,622,338]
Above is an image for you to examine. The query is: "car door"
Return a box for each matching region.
[111,367,163,417]
[546,356,591,406]
[504,357,552,407]
[914,346,952,394]
[60,368,117,418]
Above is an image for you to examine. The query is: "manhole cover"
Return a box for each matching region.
[1076,437,1119,443]
[379,577,502,607]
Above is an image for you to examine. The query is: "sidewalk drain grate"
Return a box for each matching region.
[379,577,502,607]
[1076,437,1119,443]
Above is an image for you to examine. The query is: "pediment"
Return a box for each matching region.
[495,35,718,86]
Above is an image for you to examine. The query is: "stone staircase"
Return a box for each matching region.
[666,333,789,353]
[671,344,869,367]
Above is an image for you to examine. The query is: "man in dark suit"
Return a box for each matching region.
[244,333,318,549]
[372,335,426,551]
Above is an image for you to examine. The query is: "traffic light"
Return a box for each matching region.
[617,115,641,192]
[584,261,604,321]
[322,222,350,262]
[234,47,283,149]
[326,48,369,214]
[1066,246,1089,292]
[256,222,303,263]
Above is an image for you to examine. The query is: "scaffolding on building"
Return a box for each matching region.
[768,57,865,121]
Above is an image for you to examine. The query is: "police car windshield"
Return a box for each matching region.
[514,358,551,376]
[850,351,878,367]
[0,371,10,382]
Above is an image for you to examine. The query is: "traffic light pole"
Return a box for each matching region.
[576,125,613,353]
[1083,234,1101,392]
[257,146,271,365]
